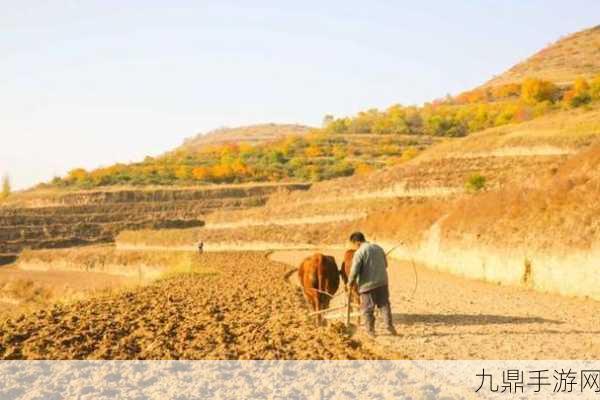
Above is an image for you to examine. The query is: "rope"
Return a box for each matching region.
[312,288,346,299]
[386,245,419,300]
[409,258,419,299]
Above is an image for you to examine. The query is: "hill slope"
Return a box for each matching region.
[485,25,600,87]
[179,123,313,151]
[34,26,600,190]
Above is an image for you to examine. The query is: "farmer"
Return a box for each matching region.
[346,231,397,337]
[197,240,204,254]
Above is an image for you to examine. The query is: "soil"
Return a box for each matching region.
[273,249,600,359]
[0,252,389,360]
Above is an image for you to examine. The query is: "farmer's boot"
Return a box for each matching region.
[381,303,397,336]
[364,311,376,337]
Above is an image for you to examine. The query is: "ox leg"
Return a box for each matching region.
[303,290,319,325]
[315,295,322,326]
[302,291,312,310]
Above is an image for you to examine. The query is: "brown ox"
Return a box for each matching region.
[339,249,360,307]
[298,253,340,324]
[339,249,362,325]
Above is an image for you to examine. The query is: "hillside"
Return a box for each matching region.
[0,183,309,262]
[26,26,598,191]
[44,131,438,188]
[178,123,313,152]
[485,25,600,87]
[6,24,600,288]
[4,20,600,366]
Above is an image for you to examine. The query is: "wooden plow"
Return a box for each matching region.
[308,288,358,327]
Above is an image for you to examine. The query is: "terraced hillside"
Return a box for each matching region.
[115,100,600,303]
[117,155,568,252]
[0,183,310,263]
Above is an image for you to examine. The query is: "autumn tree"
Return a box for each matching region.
[564,77,592,107]
[355,163,374,176]
[521,78,559,104]
[1,175,10,199]
[231,159,250,176]
[175,165,192,180]
[324,118,349,134]
[192,166,211,181]
[304,145,322,158]
[491,83,521,99]
[211,163,234,182]
[67,168,89,184]
[591,74,600,101]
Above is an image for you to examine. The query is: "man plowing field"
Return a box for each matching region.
[346,232,397,337]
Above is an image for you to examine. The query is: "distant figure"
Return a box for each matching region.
[197,240,204,254]
[347,231,397,337]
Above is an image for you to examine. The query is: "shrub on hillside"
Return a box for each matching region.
[1,175,10,199]
[521,78,560,104]
[563,77,593,108]
[591,74,600,100]
[465,174,486,192]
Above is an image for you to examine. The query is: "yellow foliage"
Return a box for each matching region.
[67,168,88,182]
[175,166,191,180]
[591,74,600,100]
[211,163,233,180]
[355,163,374,176]
[192,166,211,181]
[573,77,590,93]
[197,145,220,155]
[521,78,559,104]
[491,83,521,98]
[238,143,254,154]
[401,147,419,161]
[231,159,249,176]
[332,145,346,159]
[304,146,322,158]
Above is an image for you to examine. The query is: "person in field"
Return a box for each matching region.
[346,232,397,337]
[197,240,204,254]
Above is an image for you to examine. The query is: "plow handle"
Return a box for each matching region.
[346,289,351,327]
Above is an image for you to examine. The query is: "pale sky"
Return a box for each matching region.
[2,1,599,190]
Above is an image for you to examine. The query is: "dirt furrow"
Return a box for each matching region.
[0,252,386,360]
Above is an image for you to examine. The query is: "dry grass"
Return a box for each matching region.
[0,246,217,319]
[117,222,348,248]
[484,25,600,86]
[249,106,600,208]
[17,246,204,276]
[178,123,313,151]
[336,142,600,254]
[0,182,311,259]
[440,143,600,252]
[3,182,309,208]
[421,105,600,159]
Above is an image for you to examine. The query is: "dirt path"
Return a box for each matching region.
[0,252,388,360]
[272,249,600,359]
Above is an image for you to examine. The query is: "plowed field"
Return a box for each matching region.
[0,252,386,360]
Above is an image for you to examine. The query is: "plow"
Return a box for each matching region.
[305,249,420,327]
[307,287,358,327]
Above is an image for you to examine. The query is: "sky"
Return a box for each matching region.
[1,1,599,190]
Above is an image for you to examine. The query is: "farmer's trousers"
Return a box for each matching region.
[360,285,393,330]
